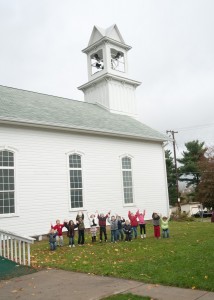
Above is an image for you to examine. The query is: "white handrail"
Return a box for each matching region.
[0,229,35,266]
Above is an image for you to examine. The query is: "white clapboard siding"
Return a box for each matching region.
[0,125,169,236]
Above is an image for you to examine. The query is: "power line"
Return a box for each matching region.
[174,122,214,132]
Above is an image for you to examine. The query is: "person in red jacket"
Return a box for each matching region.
[51,219,64,246]
[128,210,138,238]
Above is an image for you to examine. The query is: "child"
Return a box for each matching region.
[107,214,118,243]
[128,210,138,238]
[76,214,85,245]
[87,212,97,243]
[123,220,132,241]
[48,228,57,251]
[117,216,125,241]
[97,210,110,242]
[136,209,146,238]
[161,216,170,238]
[76,211,84,223]
[51,219,64,246]
[64,220,78,247]
[152,212,161,239]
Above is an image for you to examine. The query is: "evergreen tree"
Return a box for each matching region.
[165,149,177,205]
[177,140,207,190]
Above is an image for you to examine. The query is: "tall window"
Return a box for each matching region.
[122,156,133,204]
[0,150,15,214]
[69,154,83,209]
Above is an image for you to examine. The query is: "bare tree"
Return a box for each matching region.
[196,146,214,209]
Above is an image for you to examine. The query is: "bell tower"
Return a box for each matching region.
[78,24,141,118]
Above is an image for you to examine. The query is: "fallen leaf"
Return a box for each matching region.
[140,273,151,278]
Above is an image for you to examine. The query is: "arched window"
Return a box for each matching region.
[0,150,15,214]
[122,156,133,204]
[69,154,83,209]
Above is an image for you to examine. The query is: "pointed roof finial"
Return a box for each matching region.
[88,24,125,46]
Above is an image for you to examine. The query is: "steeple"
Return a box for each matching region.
[78,24,141,118]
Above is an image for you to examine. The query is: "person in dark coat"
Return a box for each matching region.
[123,220,133,241]
[97,210,111,242]
[48,228,57,251]
[64,220,78,247]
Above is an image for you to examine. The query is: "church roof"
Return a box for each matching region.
[0,85,167,142]
[83,24,131,54]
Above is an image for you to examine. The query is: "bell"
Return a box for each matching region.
[94,54,100,61]
[95,63,102,69]
[115,52,121,60]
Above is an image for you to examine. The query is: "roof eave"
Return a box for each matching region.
[78,73,141,91]
[82,36,132,54]
[0,118,168,143]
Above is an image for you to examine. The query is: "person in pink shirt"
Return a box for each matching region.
[51,219,64,246]
[136,209,146,238]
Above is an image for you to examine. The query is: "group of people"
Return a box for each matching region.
[48,210,169,251]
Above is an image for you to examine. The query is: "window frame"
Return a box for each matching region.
[0,148,18,217]
[120,155,135,207]
[67,151,84,211]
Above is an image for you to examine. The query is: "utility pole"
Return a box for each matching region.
[166,130,181,212]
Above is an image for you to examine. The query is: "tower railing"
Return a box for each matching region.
[0,229,35,266]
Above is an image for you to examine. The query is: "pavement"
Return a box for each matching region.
[0,269,213,300]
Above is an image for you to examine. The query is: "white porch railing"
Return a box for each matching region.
[0,229,35,266]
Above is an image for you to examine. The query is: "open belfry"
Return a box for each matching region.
[78,24,141,118]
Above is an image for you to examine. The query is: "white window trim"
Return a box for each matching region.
[0,147,19,218]
[66,150,85,212]
[120,154,135,207]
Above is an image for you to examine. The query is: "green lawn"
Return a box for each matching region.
[31,221,214,291]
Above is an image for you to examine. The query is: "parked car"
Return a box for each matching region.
[192,211,212,218]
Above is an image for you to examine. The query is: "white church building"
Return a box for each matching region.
[0,25,169,237]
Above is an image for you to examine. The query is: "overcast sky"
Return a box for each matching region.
[0,0,214,154]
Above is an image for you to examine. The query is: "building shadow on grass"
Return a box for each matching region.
[0,256,37,280]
